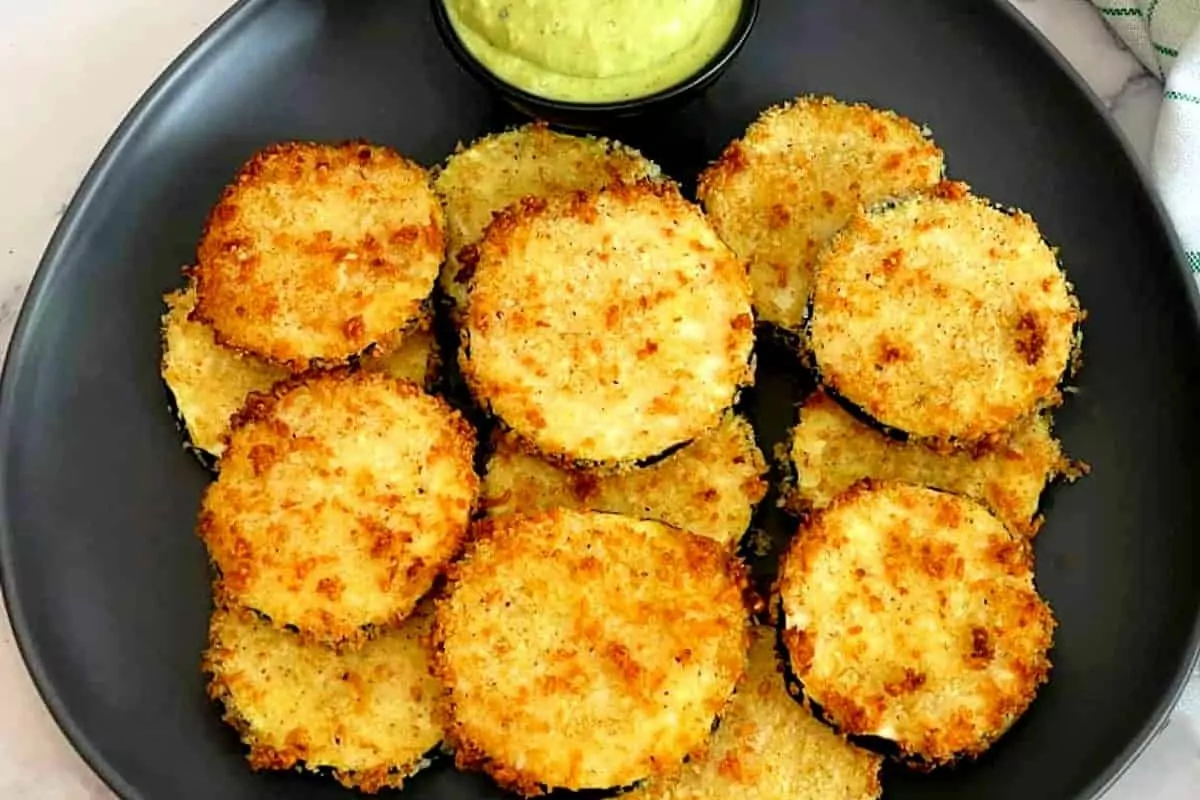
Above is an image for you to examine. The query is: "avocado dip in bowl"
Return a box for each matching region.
[432,0,759,126]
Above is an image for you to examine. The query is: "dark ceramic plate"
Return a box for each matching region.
[1,1,1199,799]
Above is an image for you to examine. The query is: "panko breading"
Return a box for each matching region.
[461,181,755,465]
[777,482,1055,766]
[628,627,881,800]
[433,123,661,310]
[787,390,1069,536]
[697,96,944,330]
[198,371,478,647]
[807,182,1082,445]
[434,510,749,794]
[161,284,439,460]
[194,141,444,368]
[481,415,767,547]
[161,284,287,458]
[203,600,441,793]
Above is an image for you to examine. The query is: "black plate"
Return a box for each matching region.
[1,1,1198,799]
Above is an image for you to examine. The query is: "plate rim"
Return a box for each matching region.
[0,1,1197,798]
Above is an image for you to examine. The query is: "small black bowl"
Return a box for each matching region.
[431,0,760,129]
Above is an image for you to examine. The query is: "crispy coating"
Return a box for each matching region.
[808,183,1082,445]
[627,627,881,800]
[777,482,1055,766]
[203,600,441,793]
[161,284,438,459]
[481,415,767,547]
[434,123,660,310]
[461,181,755,465]
[434,510,750,794]
[697,96,944,330]
[161,284,287,457]
[194,141,444,368]
[198,371,478,647]
[787,390,1068,536]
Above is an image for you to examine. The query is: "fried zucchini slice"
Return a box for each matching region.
[787,390,1068,536]
[204,600,441,793]
[777,482,1055,766]
[628,627,882,800]
[482,415,767,547]
[461,181,755,465]
[807,182,1081,445]
[161,284,438,460]
[434,510,749,795]
[698,95,944,330]
[360,324,440,387]
[194,141,444,368]
[161,284,287,458]
[198,371,478,647]
[434,123,660,310]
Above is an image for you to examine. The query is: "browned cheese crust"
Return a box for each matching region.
[697,95,944,330]
[787,390,1069,536]
[162,283,438,458]
[203,600,441,793]
[433,122,661,310]
[461,181,755,465]
[433,510,750,794]
[198,371,478,647]
[481,415,767,547]
[807,183,1082,445]
[777,482,1055,766]
[193,141,444,368]
[627,627,882,800]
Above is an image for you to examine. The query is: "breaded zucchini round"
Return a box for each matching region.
[434,122,661,310]
[698,96,944,330]
[360,324,440,388]
[808,183,1081,445]
[161,283,287,458]
[461,181,755,465]
[787,390,1069,536]
[194,141,444,368]
[162,284,439,460]
[203,600,441,793]
[777,482,1055,766]
[628,627,882,800]
[434,509,749,794]
[198,371,478,647]
[481,415,767,547]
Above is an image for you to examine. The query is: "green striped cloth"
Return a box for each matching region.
[1093,1,1200,277]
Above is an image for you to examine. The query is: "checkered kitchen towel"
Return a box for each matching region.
[1092,1,1200,280]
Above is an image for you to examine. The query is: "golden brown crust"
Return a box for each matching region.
[433,122,661,310]
[461,180,755,465]
[198,370,478,647]
[697,95,944,330]
[160,282,288,457]
[433,510,750,794]
[203,601,441,792]
[777,482,1055,765]
[194,141,444,368]
[481,415,767,547]
[786,390,1069,536]
[807,186,1082,444]
[626,627,881,800]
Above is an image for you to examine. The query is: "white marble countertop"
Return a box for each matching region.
[0,1,1197,798]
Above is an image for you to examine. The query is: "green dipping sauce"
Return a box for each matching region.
[444,0,743,103]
